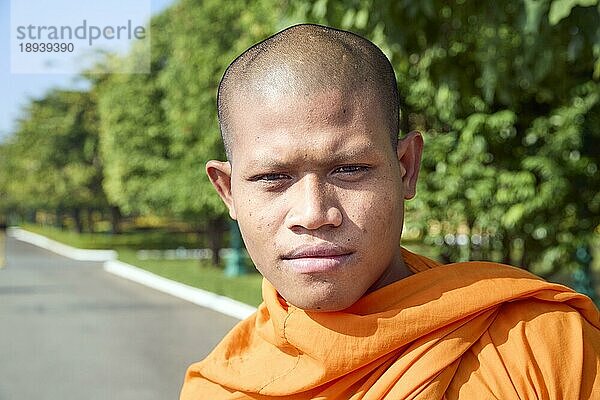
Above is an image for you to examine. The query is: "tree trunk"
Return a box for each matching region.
[501,234,512,265]
[401,105,410,136]
[57,209,67,229]
[26,209,36,224]
[86,208,94,233]
[72,208,83,233]
[55,207,62,228]
[520,239,530,271]
[110,206,122,234]
[207,217,225,266]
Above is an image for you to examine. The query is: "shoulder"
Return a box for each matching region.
[432,259,600,400]
[463,298,600,399]
[489,298,599,365]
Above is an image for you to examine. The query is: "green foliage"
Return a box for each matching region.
[0,141,17,213]
[549,0,599,25]
[154,0,280,219]
[96,0,280,222]
[1,89,108,215]
[92,10,173,216]
[91,0,282,263]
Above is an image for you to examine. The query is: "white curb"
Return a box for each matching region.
[104,260,256,320]
[9,227,257,320]
[8,227,117,261]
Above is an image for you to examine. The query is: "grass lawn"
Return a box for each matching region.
[118,249,263,307]
[21,224,203,250]
[21,224,264,307]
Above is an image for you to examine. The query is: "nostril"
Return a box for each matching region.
[285,176,342,230]
[327,207,343,227]
[286,205,343,231]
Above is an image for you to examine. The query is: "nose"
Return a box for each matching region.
[285,174,343,231]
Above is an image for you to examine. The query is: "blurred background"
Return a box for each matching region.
[1,0,600,339]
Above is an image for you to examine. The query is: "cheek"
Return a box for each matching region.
[342,186,402,230]
[236,198,283,253]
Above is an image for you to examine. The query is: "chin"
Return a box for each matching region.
[307,303,354,312]
[287,290,360,312]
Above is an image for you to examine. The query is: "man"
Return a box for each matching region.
[181,24,600,399]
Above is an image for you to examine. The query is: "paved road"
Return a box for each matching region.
[0,235,240,400]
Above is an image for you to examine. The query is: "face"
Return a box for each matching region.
[207,86,422,312]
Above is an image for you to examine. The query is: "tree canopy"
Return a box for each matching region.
[0,89,109,231]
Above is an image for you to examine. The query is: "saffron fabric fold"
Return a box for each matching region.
[181,248,600,399]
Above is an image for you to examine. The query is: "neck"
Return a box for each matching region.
[366,250,412,294]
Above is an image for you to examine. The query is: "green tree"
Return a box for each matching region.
[97,0,280,264]
[0,140,19,218]
[95,10,173,218]
[156,0,280,264]
[3,89,110,232]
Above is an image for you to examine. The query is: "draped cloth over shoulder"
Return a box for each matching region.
[180,248,600,399]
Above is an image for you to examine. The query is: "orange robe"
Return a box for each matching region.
[181,249,600,399]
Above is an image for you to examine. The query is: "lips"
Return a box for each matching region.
[282,244,354,273]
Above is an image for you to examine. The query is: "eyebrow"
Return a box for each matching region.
[246,146,382,171]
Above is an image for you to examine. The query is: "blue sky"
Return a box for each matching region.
[0,0,176,141]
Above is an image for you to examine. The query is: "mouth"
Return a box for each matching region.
[281,244,354,273]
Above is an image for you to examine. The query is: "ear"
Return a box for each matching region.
[206,160,237,219]
[396,131,423,199]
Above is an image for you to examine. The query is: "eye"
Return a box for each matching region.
[249,173,291,182]
[331,165,371,183]
[333,165,370,174]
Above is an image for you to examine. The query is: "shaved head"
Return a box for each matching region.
[217,24,400,161]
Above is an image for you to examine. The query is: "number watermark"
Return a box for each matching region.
[19,42,75,53]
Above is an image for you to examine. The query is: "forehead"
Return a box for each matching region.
[227,87,389,163]
[250,86,355,126]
